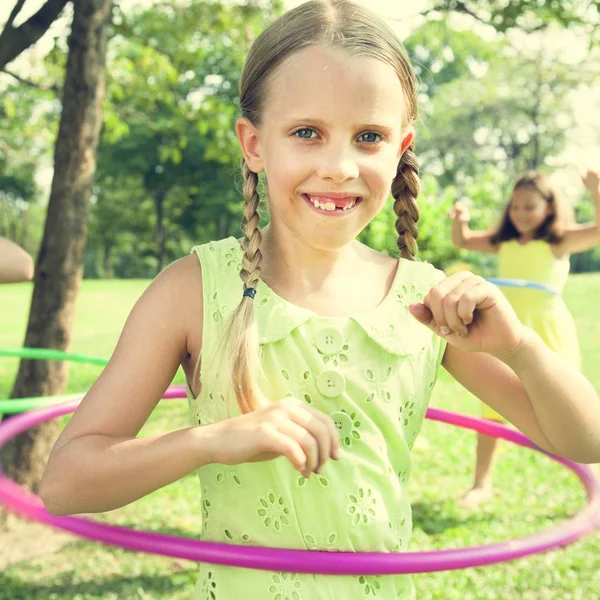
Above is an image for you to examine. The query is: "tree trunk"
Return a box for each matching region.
[102,242,113,278]
[153,187,167,274]
[1,0,112,493]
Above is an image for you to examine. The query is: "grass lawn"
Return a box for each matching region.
[0,274,599,599]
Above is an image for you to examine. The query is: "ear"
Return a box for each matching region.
[399,128,415,158]
[236,117,264,173]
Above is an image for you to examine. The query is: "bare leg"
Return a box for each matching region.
[458,432,499,509]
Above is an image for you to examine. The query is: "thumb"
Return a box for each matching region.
[409,303,448,339]
[409,302,435,328]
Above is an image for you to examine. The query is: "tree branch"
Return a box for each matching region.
[6,0,27,29]
[432,0,552,34]
[1,67,60,93]
[0,0,70,70]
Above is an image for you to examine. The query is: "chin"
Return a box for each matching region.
[305,230,358,251]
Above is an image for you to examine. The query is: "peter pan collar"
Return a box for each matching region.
[251,252,432,357]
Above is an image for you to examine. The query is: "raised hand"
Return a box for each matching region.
[582,170,600,195]
[409,272,525,357]
[448,199,472,222]
[203,397,340,478]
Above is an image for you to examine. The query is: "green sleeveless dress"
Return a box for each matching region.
[188,238,447,600]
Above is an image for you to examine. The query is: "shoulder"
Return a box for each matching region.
[154,253,203,295]
[133,255,203,341]
[111,253,204,366]
[399,257,446,288]
[190,237,241,262]
[360,243,445,288]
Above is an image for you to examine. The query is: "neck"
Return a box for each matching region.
[518,233,534,243]
[259,224,364,294]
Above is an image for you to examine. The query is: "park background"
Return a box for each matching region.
[1,0,599,598]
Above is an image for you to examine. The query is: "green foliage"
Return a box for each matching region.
[358,171,507,274]
[434,0,600,42]
[0,81,57,253]
[571,192,600,273]
[88,0,283,276]
[412,33,595,185]
[2,0,598,277]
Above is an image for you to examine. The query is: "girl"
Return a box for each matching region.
[40,2,600,598]
[0,237,34,283]
[450,170,600,508]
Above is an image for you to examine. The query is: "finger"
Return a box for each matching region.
[287,405,333,471]
[453,279,499,317]
[456,282,487,328]
[283,399,340,461]
[278,420,320,476]
[301,404,341,461]
[409,302,435,328]
[442,292,468,337]
[263,427,307,472]
[423,271,472,333]
[409,303,450,340]
[442,276,485,335]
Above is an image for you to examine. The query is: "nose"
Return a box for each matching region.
[315,143,359,183]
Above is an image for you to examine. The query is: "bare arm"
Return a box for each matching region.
[443,334,600,463]
[411,272,600,464]
[449,202,498,254]
[39,255,208,514]
[40,255,339,515]
[554,170,600,256]
[0,238,34,283]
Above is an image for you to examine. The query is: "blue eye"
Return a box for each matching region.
[358,132,381,143]
[295,128,316,139]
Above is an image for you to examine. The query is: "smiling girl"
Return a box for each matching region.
[40,2,600,598]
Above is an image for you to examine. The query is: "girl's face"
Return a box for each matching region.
[237,44,413,251]
[508,187,552,237]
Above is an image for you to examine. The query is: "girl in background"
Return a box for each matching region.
[450,170,600,508]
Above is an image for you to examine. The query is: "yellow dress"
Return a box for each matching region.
[483,239,580,421]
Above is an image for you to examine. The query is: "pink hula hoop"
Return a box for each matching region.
[0,386,598,575]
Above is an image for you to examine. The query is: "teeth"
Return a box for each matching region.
[308,196,357,212]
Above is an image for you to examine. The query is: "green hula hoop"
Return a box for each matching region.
[0,348,108,366]
[0,347,108,413]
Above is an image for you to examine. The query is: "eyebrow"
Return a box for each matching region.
[288,118,395,136]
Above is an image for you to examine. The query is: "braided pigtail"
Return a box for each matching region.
[217,160,264,413]
[391,143,420,260]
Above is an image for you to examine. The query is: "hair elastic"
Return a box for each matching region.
[243,287,257,299]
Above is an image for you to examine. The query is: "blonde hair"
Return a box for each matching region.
[222,0,421,413]
[490,171,574,245]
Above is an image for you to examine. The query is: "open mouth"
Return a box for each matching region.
[303,194,362,213]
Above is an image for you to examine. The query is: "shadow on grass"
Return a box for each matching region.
[0,571,196,600]
[412,501,495,535]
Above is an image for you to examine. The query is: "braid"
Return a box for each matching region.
[391,143,420,260]
[240,161,263,292]
[214,160,264,414]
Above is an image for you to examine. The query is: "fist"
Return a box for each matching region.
[409,271,525,357]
